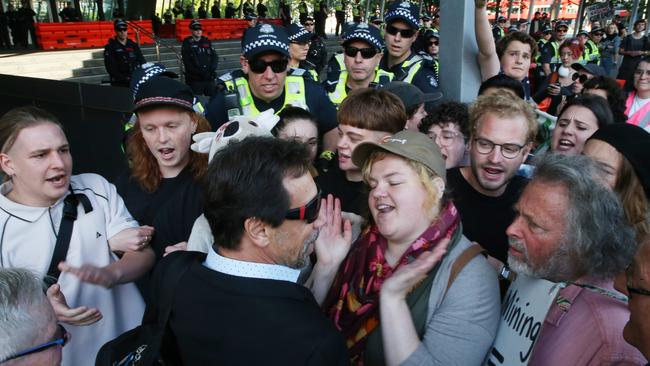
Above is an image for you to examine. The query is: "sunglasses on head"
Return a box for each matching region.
[344,46,378,59]
[248,58,288,74]
[572,73,589,83]
[285,189,322,223]
[385,24,416,38]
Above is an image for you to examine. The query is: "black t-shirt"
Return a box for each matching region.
[205,74,338,134]
[314,154,366,216]
[114,168,196,227]
[446,167,528,263]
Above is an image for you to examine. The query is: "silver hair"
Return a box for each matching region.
[531,153,637,281]
[0,268,52,360]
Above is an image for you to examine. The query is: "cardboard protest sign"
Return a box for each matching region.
[587,3,614,22]
[484,274,563,366]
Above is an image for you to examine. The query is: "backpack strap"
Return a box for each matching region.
[443,244,486,298]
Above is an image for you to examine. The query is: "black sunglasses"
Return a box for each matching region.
[285,189,321,223]
[385,24,416,38]
[304,22,314,26]
[430,40,439,46]
[344,46,378,59]
[117,28,128,32]
[1,324,68,363]
[248,58,288,74]
[572,73,589,83]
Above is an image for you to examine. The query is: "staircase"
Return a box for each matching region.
[0,36,343,86]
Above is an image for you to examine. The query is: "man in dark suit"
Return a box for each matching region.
[147,136,349,365]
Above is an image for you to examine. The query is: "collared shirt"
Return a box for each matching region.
[203,248,301,283]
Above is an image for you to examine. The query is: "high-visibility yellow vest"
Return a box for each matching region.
[328,69,393,107]
[222,75,308,116]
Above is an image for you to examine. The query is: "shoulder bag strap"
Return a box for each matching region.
[45,188,92,286]
[443,244,486,298]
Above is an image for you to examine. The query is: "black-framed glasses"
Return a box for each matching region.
[473,137,526,159]
[1,324,69,363]
[285,189,321,223]
[344,46,378,59]
[248,58,288,74]
[572,73,589,83]
[385,24,416,38]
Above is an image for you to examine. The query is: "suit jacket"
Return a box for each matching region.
[146,252,350,366]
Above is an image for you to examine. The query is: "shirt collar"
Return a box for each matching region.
[203,247,301,283]
[0,181,61,222]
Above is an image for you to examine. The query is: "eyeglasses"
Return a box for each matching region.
[285,189,322,223]
[634,69,650,78]
[304,22,314,26]
[429,40,439,46]
[248,58,288,74]
[556,29,568,34]
[473,137,526,159]
[344,46,378,59]
[1,324,69,363]
[572,73,590,83]
[385,24,416,38]
[291,40,311,46]
[430,130,463,147]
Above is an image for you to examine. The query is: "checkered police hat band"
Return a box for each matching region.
[243,39,290,55]
[289,28,309,41]
[346,32,383,49]
[385,9,418,28]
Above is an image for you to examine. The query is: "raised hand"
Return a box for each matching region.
[314,194,353,269]
[58,261,119,289]
[107,225,155,253]
[46,283,102,326]
[381,238,450,301]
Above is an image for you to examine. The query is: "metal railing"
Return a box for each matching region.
[126,20,185,82]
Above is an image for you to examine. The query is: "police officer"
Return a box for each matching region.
[287,23,319,81]
[104,19,146,87]
[576,28,601,65]
[379,1,440,97]
[182,19,219,96]
[334,0,346,36]
[323,22,393,108]
[493,16,507,42]
[304,16,328,74]
[205,24,338,150]
[540,20,569,76]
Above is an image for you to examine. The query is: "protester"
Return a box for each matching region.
[181,20,219,96]
[115,76,210,259]
[383,81,441,131]
[625,56,650,131]
[601,23,621,77]
[274,106,319,164]
[103,19,146,87]
[315,88,406,216]
[618,19,650,82]
[533,38,581,114]
[506,153,645,365]
[582,75,628,123]
[0,106,154,366]
[550,95,613,156]
[478,73,526,99]
[419,101,470,169]
[207,24,338,151]
[145,136,349,365]
[312,130,500,365]
[446,93,536,264]
[584,123,650,242]
[0,268,66,366]
[570,62,606,95]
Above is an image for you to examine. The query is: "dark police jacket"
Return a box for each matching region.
[103,38,146,83]
[181,35,219,82]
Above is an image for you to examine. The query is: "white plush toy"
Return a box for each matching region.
[186,110,279,253]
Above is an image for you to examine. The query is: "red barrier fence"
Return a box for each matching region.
[175,18,283,42]
[35,20,154,50]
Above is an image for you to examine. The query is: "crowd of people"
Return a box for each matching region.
[3,0,650,365]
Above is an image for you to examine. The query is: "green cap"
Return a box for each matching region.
[352,130,446,183]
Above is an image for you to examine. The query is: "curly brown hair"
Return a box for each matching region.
[127,108,210,193]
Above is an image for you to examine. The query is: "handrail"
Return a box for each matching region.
[126,20,185,82]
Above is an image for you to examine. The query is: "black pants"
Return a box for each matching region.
[335,11,344,35]
[188,80,216,97]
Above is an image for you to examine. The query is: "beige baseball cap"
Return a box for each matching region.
[352,130,446,182]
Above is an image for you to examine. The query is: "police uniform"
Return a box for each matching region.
[287,23,320,81]
[381,1,441,96]
[205,24,337,136]
[334,0,346,36]
[307,19,328,73]
[182,21,219,96]
[324,22,394,107]
[578,34,601,65]
[103,25,146,87]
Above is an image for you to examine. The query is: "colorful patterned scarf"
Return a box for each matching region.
[322,202,460,364]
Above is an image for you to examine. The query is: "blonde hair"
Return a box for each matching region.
[469,93,538,143]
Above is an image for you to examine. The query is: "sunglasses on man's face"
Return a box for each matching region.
[304,22,314,26]
[385,24,416,38]
[344,46,378,59]
[572,73,589,83]
[117,28,128,32]
[429,40,439,46]
[248,58,289,74]
[285,189,322,223]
